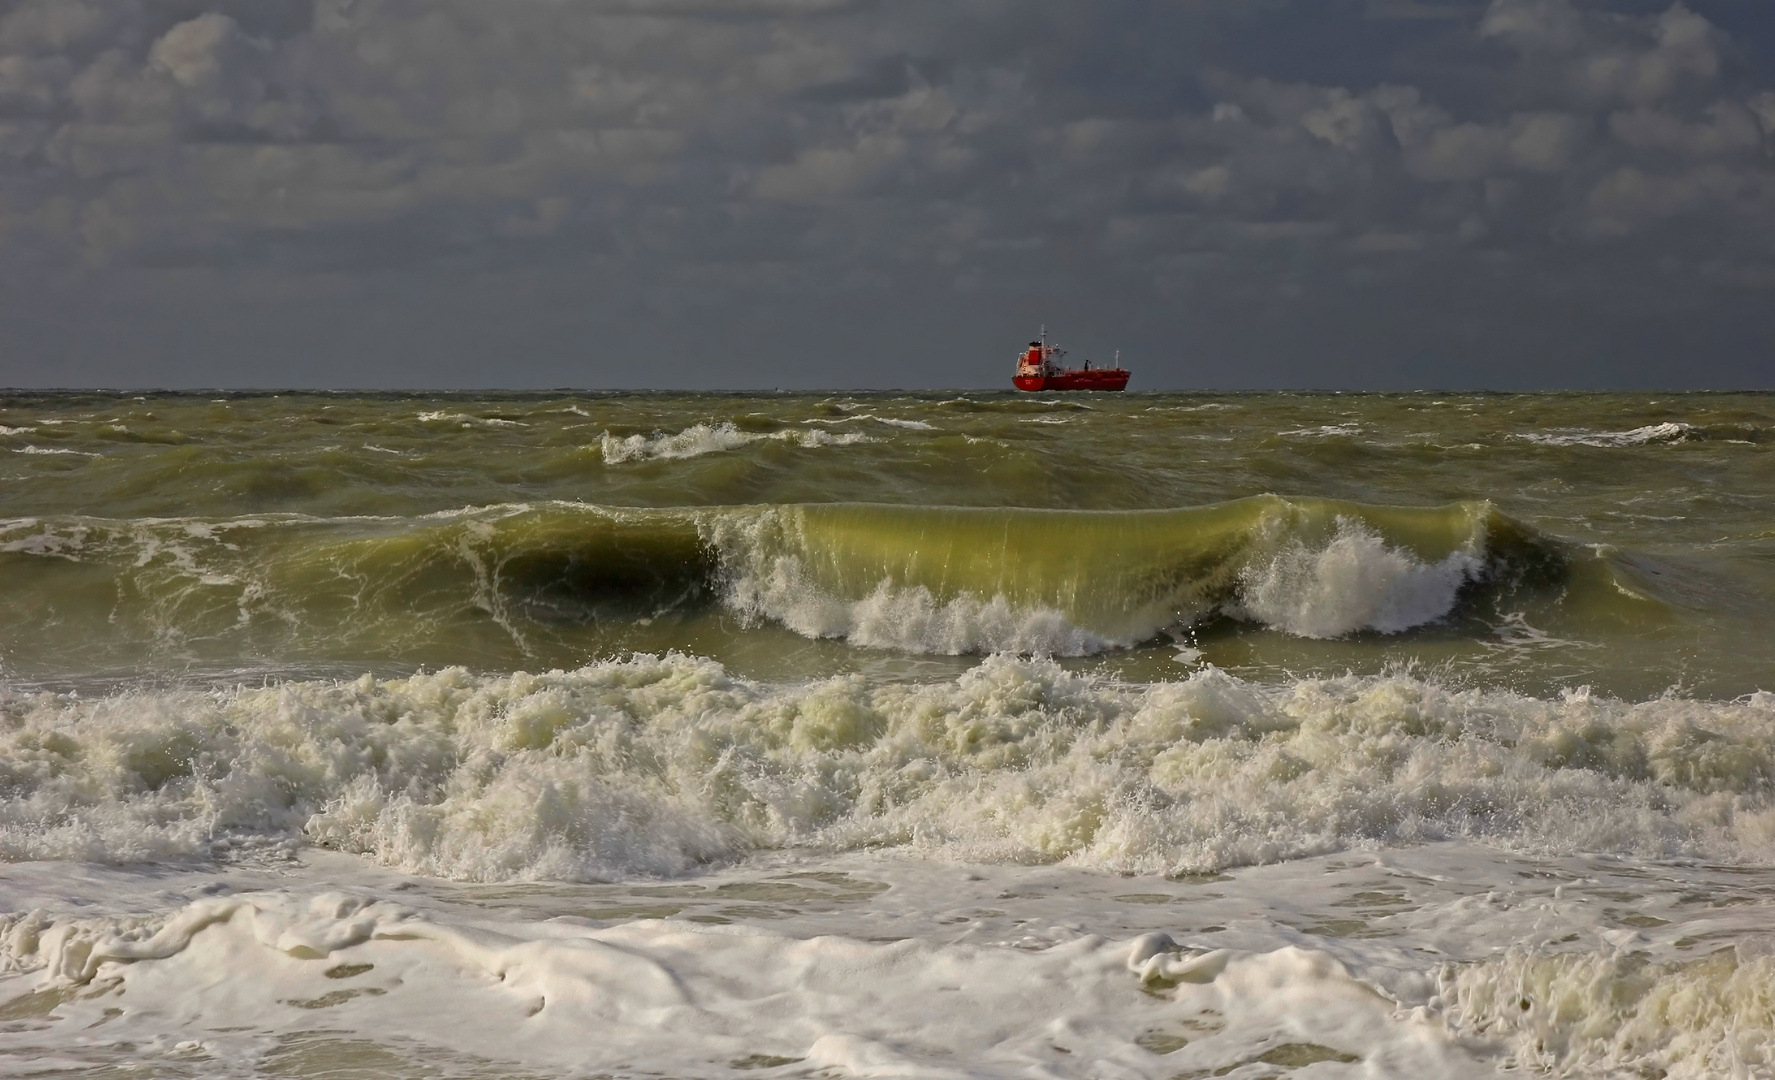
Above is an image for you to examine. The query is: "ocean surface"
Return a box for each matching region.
[0,390,1771,1078]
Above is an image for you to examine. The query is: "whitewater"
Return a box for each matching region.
[0,390,1772,1078]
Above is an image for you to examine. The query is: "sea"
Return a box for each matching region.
[0,390,1771,1079]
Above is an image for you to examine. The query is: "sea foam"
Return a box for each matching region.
[720,552,1111,655]
[3,873,1769,1078]
[2,656,1772,882]
[0,893,1469,1079]
[1515,422,1693,447]
[1443,945,1775,1079]
[599,423,873,463]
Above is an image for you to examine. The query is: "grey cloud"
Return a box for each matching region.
[1608,100,1761,155]
[0,0,1772,388]
[0,0,143,56]
[1481,0,1725,106]
[1403,111,1590,180]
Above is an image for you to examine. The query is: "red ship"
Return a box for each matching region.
[1013,328,1129,391]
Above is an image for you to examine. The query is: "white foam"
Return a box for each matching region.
[2,656,1773,883]
[415,411,528,427]
[807,414,936,430]
[1516,422,1692,447]
[706,509,1114,655]
[704,509,1495,651]
[1233,517,1485,638]
[13,445,99,457]
[724,559,1111,656]
[0,888,1474,1079]
[600,422,874,463]
[0,520,86,559]
[1442,945,1775,1078]
[1278,422,1363,437]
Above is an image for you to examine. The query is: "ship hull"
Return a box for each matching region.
[1014,369,1129,392]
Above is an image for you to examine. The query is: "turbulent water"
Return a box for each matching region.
[0,391,1772,1078]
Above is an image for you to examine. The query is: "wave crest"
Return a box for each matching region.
[1233,517,1486,638]
[1516,422,1692,447]
[710,499,1524,652]
[0,498,1576,669]
[600,423,872,463]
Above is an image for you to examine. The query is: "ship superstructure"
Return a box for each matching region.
[1012,328,1129,391]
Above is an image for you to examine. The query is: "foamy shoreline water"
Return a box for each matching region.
[2,839,1770,1078]
[0,657,1771,1076]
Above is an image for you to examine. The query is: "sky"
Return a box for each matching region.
[1,0,1773,390]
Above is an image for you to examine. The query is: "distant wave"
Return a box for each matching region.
[805,414,936,430]
[417,411,529,427]
[600,422,874,463]
[937,397,1093,413]
[13,445,99,457]
[1515,422,1692,447]
[1277,423,1363,438]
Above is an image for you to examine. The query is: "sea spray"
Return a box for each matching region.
[1232,516,1488,638]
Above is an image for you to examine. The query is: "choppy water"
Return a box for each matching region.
[0,391,1771,1078]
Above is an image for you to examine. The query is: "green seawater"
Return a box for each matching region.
[1,390,1770,698]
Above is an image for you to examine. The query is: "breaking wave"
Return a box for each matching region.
[0,655,1771,880]
[1232,518,1487,639]
[0,497,1601,668]
[707,499,1545,652]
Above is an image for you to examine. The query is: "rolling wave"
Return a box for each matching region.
[0,497,1593,670]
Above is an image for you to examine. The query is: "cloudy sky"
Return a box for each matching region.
[2,0,1773,389]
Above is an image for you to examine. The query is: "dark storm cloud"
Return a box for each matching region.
[1,0,1772,387]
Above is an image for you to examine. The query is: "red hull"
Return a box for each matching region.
[1014,368,1129,392]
